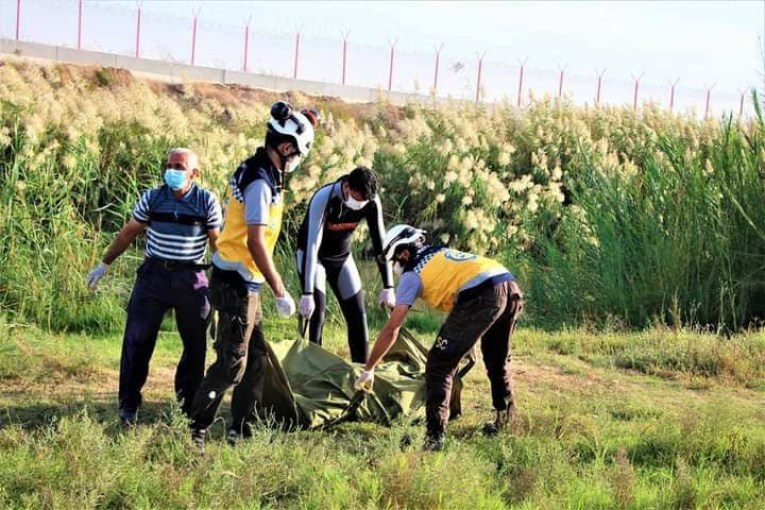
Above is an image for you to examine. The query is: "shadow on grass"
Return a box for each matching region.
[0,393,178,436]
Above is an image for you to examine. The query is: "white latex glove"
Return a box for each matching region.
[275,293,296,318]
[354,369,375,392]
[378,287,396,308]
[86,262,109,291]
[298,294,315,319]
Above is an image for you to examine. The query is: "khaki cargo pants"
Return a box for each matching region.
[189,273,267,432]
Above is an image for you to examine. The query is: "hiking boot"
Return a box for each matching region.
[191,428,206,454]
[423,433,445,452]
[482,408,514,436]
[119,409,137,427]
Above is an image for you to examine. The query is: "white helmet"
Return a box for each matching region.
[381,224,426,261]
[267,102,316,156]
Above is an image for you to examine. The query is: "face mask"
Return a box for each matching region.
[164,169,187,190]
[284,154,302,174]
[393,261,405,276]
[344,196,369,211]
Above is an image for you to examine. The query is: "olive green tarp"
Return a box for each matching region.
[258,330,472,430]
[258,332,426,429]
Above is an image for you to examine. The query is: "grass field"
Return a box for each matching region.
[1,315,763,509]
[1,58,765,509]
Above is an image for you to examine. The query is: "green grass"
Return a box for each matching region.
[1,318,763,509]
[1,57,765,508]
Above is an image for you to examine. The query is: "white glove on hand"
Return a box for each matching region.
[354,369,375,392]
[378,287,396,308]
[86,262,109,291]
[298,294,315,319]
[275,293,296,318]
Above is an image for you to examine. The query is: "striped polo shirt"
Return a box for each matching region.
[133,184,222,263]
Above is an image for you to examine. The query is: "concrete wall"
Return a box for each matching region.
[0,38,437,106]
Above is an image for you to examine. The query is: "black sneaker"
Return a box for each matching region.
[226,424,253,447]
[482,408,514,436]
[482,421,501,436]
[423,433,445,452]
[119,409,137,427]
[191,428,206,453]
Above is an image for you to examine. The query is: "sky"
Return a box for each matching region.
[1,0,763,110]
[130,0,764,88]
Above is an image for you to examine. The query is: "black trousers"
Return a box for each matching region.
[119,260,209,415]
[297,254,368,363]
[425,280,523,437]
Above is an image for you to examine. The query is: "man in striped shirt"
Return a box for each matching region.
[86,148,222,426]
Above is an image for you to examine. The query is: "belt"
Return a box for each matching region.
[211,265,263,291]
[145,258,210,271]
[457,273,514,302]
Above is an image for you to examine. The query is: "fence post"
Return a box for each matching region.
[557,63,567,100]
[669,78,679,113]
[387,38,397,92]
[475,51,486,103]
[632,72,644,111]
[77,0,83,49]
[242,17,251,72]
[433,44,443,94]
[341,31,350,85]
[293,30,301,79]
[595,68,607,105]
[704,83,715,120]
[190,11,199,66]
[15,0,21,41]
[516,57,528,107]
[739,90,746,118]
[135,1,142,58]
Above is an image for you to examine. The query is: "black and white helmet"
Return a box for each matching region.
[381,224,426,261]
[267,101,317,155]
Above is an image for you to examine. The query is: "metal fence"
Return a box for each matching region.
[1,0,756,117]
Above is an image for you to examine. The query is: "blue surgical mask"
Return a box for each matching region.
[164,168,187,190]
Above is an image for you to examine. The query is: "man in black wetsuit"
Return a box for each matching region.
[295,166,394,363]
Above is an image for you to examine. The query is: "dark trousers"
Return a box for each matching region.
[425,279,523,437]
[119,260,210,415]
[298,257,369,363]
[189,271,267,432]
[306,286,368,362]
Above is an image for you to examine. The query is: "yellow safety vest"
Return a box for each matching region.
[215,187,283,283]
[214,150,284,284]
[416,248,509,312]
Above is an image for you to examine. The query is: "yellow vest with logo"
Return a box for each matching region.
[216,180,284,283]
[417,248,508,312]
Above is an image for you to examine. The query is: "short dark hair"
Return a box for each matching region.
[347,166,378,200]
